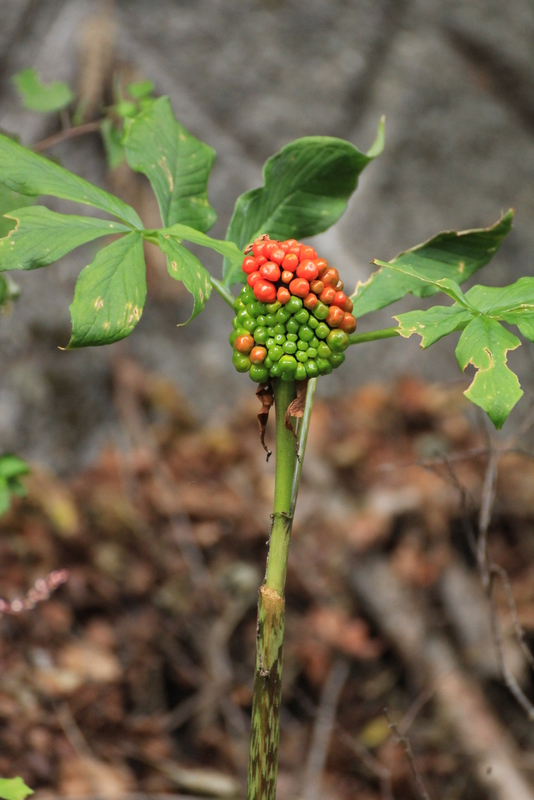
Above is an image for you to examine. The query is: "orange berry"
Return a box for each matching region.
[250,346,267,364]
[234,334,255,354]
[277,286,291,304]
[326,305,345,328]
[339,313,357,334]
[289,278,310,298]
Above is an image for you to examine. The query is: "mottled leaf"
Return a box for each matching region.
[12,67,73,113]
[224,119,384,287]
[394,304,471,348]
[0,134,142,228]
[157,234,212,323]
[123,97,216,231]
[0,206,130,271]
[67,233,146,348]
[0,182,35,237]
[352,211,513,317]
[456,317,523,429]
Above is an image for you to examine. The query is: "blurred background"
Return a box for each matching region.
[1,3,534,799]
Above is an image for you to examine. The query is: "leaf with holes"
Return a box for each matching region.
[395,304,471,348]
[455,317,523,429]
[0,206,130,271]
[123,96,216,231]
[223,118,384,287]
[351,211,513,317]
[67,233,146,348]
[157,234,212,324]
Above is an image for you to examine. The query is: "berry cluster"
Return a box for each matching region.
[230,236,356,383]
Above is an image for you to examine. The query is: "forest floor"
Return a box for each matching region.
[2,359,534,800]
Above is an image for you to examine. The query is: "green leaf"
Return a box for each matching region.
[373,260,473,307]
[0,455,29,515]
[0,182,35,238]
[12,67,73,113]
[100,119,125,169]
[223,118,385,287]
[123,97,216,231]
[127,80,155,100]
[0,206,130,271]
[352,210,514,318]
[456,317,523,429]
[0,778,33,800]
[67,233,146,348]
[159,222,243,274]
[465,277,534,316]
[0,134,142,228]
[394,304,471,347]
[0,275,20,307]
[0,454,29,480]
[157,234,212,323]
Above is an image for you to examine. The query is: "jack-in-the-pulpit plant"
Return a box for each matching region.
[0,70,531,800]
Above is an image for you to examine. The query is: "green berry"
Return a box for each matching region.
[274,333,286,346]
[266,301,281,313]
[326,329,350,353]
[308,316,319,329]
[283,340,297,354]
[249,364,269,382]
[297,340,308,350]
[254,326,269,345]
[305,359,319,378]
[264,356,273,369]
[316,357,332,375]
[307,347,317,358]
[274,323,286,336]
[279,355,297,376]
[318,342,332,359]
[285,296,303,314]
[265,314,277,327]
[313,302,329,320]
[296,350,308,363]
[286,318,300,334]
[315,323,329,339]
[298,325,314,342]
[309,336,320,349]
[242,316,258,332]
[267,337,275,348]
[329,352,346,368]
[233,351,251,373]
[275,308,291,324]
[256,314,267,326]
[270,362,282,377]
[268,345,283,361]
[286,333,298,342]
[295,363,307,381]
[294,308,310,324]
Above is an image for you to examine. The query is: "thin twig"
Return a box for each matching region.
[384,709,433,800]
[300,658,350,800]
[33,120,102,151]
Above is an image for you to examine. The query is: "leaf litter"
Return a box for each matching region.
[1,364,534,799]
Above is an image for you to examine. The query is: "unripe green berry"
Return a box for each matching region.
[313,302,329,320]
[326,329,350,353]
[329,352,346,368]
[296,351,308,362]
[286,318,300,334]
[294,308,310,324]
[295,363,307,381]
[298,325,313,342]
[285,296,303,314]
[249,364,269,382]
[315,323,330,339]
[283,340,297,354]
[308,316,319,329]
[318,342,332,359]
[286,333,298,342]
[268,345,283,361]
[305,359,319,377]
[233,351,251,373]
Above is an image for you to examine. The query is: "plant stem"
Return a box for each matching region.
[348,326,399,345]
[211,277,235,308]
[247,378,297,800]
[33,120,102,152]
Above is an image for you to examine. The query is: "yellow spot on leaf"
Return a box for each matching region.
[94,297,104,310]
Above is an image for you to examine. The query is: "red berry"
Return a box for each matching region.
[264,241,279,258]
[299,245,317,261]
[296,259,319,281]
[289,277,310,298]
[259,261,281,281]
[277,286,291,304]
[319,285,336,305]
[281,270,294,284]
[279,241,290,253]
[326,305,345,328]
[247,271,261,287]
[252,240,268,257]
[343,297,354,313]
[333,291,348,308]
[234,334,255,354]
[339,313,357,334]
[254,280,277,303]
[250,346,267,364]
[321,268,339,287]
[303,292,319,310]
[288,244,301,256]
[270,248,286,265]
[315,258,328,274]
[242,256,258,274]
[281,253,298,272]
